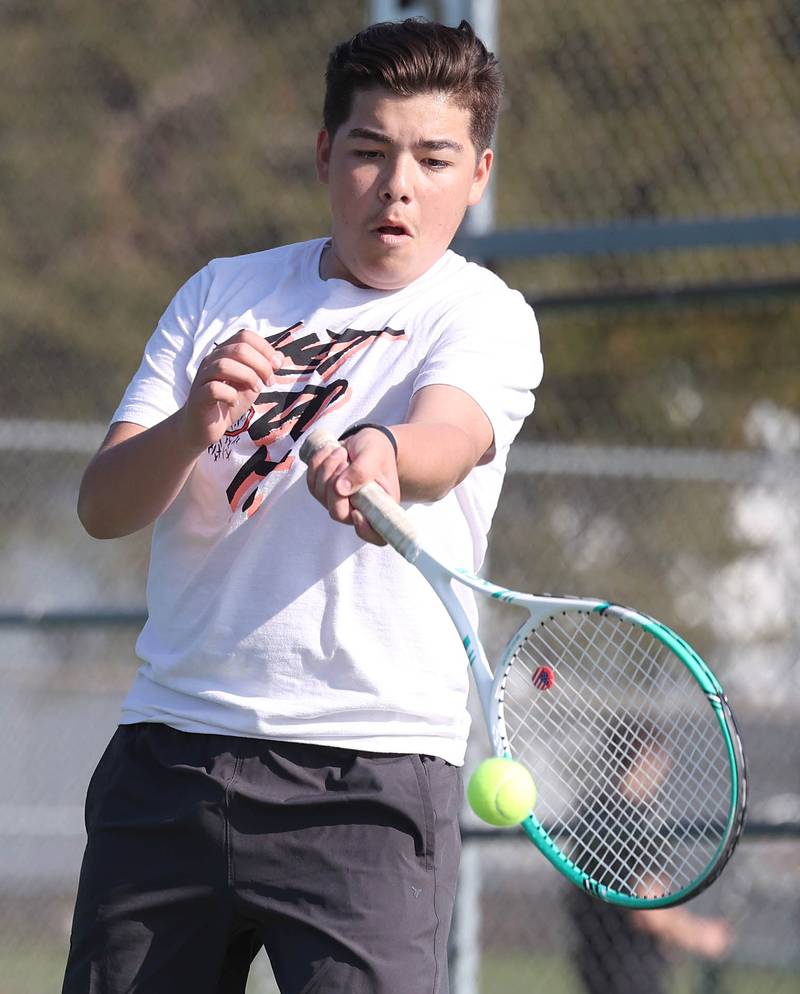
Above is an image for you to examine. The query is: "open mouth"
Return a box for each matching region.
[374,221,411,238]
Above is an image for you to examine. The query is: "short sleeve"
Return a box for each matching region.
[111,266,212,429]
[412,289,543,454]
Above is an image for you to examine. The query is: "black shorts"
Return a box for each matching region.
[62,723,462,994]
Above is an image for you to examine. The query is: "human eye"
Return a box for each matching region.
[354,149,383,160]
[422,157,450,171]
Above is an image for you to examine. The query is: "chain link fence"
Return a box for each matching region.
[454,295,800,994]
[1,2,798,992]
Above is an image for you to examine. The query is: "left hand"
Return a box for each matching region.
[305,427,400,545]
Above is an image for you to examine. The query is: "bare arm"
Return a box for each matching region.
[626,873,732,959]
[393,384,495,500]
[305,383,494,544]
[78,330,285,539]
[629,908,731,959]
[78,417,201,539]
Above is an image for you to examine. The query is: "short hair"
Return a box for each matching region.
[323,18,503,154]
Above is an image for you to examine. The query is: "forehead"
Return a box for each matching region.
[339,87,472,144]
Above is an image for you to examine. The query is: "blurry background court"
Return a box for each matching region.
[1,1,798,992]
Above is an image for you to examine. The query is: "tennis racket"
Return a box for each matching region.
[300,429,747,909]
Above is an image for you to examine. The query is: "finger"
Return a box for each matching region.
[334,458,371,497]
[336,466,399,505]
[217,330,288,370]
[207,342,285,385]
[182,381,244,444]
[351,508,386,546]
[307,445,348,504]
[195,379,241,411]
[198,356,269,395]
[335,436,397,499]
[306,441,346,477]
[326,492,354,526]
[223,341,286,377]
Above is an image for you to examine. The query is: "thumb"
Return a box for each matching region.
[335,474,354,497]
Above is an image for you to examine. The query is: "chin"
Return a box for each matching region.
[329,236,442,290]
[356,259,429,291]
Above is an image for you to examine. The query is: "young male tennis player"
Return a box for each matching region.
[65,18,542,994]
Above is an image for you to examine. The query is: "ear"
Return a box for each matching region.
[316,128,332,184]
[467,148,493,207]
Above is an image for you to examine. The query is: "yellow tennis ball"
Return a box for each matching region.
[467,757,537,827]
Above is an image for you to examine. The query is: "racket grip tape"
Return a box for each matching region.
[299,428,420,562]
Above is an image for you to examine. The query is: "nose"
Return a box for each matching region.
[378,155,412,204]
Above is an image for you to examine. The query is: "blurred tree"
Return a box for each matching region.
[0,0,797,431]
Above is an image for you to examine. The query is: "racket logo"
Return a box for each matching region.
[532,665,555,690]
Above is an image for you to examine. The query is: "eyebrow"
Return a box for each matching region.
[346,127,464,154]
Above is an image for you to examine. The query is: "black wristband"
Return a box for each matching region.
[338,422,398,460]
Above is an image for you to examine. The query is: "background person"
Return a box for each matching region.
[566,717,731,994]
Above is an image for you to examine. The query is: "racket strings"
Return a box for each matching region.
[500,610,733,898]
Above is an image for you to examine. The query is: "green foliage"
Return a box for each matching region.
[528,297,800,447]
[0,2,362,419]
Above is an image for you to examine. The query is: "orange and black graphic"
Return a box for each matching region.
[213,321,405,517]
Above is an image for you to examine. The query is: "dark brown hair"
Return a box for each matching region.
[323,18,503,154]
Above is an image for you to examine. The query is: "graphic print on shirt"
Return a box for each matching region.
[209,321,406,517]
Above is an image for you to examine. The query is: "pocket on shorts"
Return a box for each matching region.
[413,755,464,869]
[409,753,437,870]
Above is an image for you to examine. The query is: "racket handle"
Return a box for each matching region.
[299,428,421,563]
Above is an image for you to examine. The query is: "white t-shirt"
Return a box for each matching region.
[113,237,543,765]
